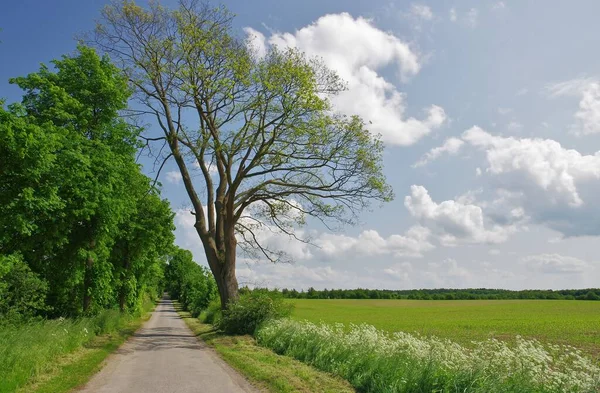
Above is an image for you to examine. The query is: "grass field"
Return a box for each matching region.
[290,299,600,357]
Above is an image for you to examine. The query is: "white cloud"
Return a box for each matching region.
[546,77,596,97]
[489,249,501,255]
[462,126,600,236]
[316,226,435,259]
[423,258,474,287]
[448,7,478,28]
[574,82,600,135]
[492,2,506,11]
[165,170,182,184]
[463,126,600,207]
[245,13,447,146]
[506,121,523,132]
[243,27,267,58]
[449,8,457,22]
[547,78,600,135]
[237,263,347,288]
[522,253,592,274]
[404,185,516,245]
[466,8,478,28]
[410,4,433,20]
[383,262,413,281]
[413,137,465,167]
[497,107,512,115]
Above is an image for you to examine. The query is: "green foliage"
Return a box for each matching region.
[1,46,176,318]
[164,247,218,317]
[0,254,48,322]
[199,297,222,325]
[219,291,293,335]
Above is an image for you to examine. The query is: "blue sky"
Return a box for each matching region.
[2,1,600,290]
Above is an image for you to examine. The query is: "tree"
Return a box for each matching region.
[5,46,143,315]
[93,1,393,308]
[110,174,175,312]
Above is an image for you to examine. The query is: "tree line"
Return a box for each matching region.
[271,287,600,301]
[0,46,184,320]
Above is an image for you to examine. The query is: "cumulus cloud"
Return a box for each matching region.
[462,126,600,236]
[522,253,592,274]
[404,185,516,245]
[316,226,435,259]
[546,77,600,135]
[383,262,413,281]
[463,126,600,207]
[449,8,457,22]
[413,137,464,167]
[422,258,474,288]
[244,13,447,146]
[165,170,182,184]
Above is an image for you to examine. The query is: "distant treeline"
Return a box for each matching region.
[260,287,600,301]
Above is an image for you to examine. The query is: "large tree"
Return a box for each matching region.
[94,0,393,308]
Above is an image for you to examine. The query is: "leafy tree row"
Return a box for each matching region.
[164,248,218,317]
[271,287,600,301]
[0,46,177,320]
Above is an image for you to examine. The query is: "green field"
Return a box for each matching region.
[290,299,600,357]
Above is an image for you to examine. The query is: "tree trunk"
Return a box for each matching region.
[119,253,130,312]
[215,259,239,310]
[83,239,96,313]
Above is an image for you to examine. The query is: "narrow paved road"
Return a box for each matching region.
[80,297,258,393]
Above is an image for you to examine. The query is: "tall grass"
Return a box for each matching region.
[256,319,600,393]
[0,301,153,393]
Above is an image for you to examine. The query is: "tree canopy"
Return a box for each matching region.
[1,46,176,318]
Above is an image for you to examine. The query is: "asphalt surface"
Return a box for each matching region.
[79,297,258,393]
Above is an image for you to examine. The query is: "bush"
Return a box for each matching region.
[0,254,48,323]
[219,291,293,335]
[200,297,222,325]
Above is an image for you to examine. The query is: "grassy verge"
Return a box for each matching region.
[0,300,155,393]
[174,302,355,393]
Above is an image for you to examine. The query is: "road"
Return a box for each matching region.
[79,297,258,393]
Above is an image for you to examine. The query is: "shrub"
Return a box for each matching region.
[200,297,222,325]
[0,254,48,323]
[219,291,293,335]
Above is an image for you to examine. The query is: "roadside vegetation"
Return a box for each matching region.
[0,46,181,391]
[257,319,600,393]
